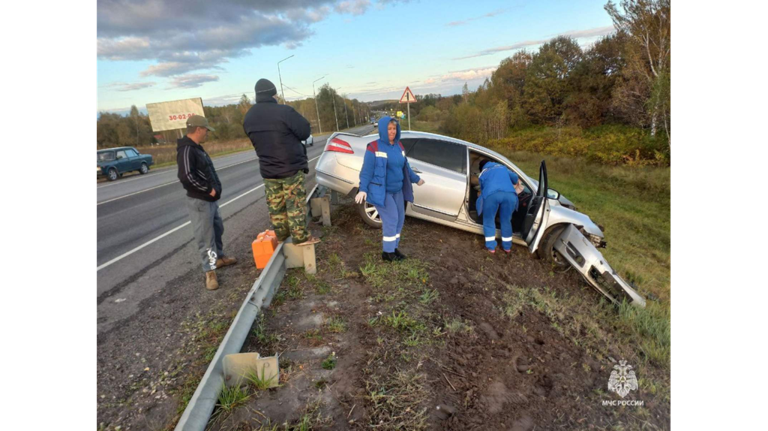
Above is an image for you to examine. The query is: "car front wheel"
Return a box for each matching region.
[107,168,118,181]
[537,225,570,271]
[139,163,148,174]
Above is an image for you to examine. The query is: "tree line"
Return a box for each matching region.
[378,0,670,151]
[96,85,372,148]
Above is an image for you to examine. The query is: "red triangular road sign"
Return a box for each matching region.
[399,86,416,103]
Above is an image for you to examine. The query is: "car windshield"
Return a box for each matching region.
[98,151,115,162]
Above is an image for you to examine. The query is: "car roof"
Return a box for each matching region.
[98,147,133,152]
[383,130,539,185]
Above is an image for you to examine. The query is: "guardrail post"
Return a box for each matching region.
[310,196,331,227]
[283,239,317,275]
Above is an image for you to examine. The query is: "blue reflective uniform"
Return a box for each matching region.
[476,162,519,251]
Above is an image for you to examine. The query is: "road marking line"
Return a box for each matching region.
[96,157,259,205]
[97,181,179,206]
[96,154,324,271]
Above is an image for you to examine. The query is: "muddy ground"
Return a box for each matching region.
[207,199,670,430]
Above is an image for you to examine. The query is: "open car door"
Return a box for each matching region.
[553,225,647,308]
[521,161,550,253]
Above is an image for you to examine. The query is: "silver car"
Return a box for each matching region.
[314,130,646,308]
[301,134,314,147]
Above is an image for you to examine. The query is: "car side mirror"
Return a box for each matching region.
[547,189,560,200]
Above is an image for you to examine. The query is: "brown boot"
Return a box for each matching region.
[216,256,238,268]
[205,271,219,290]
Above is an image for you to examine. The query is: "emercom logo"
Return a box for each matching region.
[602,359,644,407]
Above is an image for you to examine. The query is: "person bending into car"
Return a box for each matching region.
[356,117,425,262]
[476,159,520,254]
[177,115,237,291]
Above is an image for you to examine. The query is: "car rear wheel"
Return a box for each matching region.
[537,224,570,270]
[107,168,118,181]
[139,163,149,174]
[357,201,382,228]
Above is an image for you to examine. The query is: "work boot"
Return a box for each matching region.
[297,235,321,246]
[382,252,398,262]
[394,248,407,260]
[216,256,238,268]
[205,271,219,291]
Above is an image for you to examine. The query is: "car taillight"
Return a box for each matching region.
[326,137,354,154]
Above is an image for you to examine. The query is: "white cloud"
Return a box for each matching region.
[453,26,615,60]
[167,74,220,89]
[335,0,371,15]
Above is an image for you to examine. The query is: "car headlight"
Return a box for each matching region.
[588,234,606,248]
[98,166,102,172]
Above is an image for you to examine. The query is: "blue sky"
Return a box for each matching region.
[97,0,615,115]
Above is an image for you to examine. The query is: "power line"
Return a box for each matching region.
[282,84,311,98]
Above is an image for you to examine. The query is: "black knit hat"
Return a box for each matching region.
[255,79,277,97]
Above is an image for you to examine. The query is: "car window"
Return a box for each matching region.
[98,151,115,162]
[400,138,418,155]
[116,150,127,160]
[408,139,466,174]
[125,149,138,157]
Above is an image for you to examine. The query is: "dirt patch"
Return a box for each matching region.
[207,199,670,430]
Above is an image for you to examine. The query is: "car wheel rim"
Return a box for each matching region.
[364,203,380,223]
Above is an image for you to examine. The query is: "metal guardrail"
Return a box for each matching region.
[175,184,320,431]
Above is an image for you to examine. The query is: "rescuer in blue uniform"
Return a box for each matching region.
[356,117,425,261]
[476,160,520,253]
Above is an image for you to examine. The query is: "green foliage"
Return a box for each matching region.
[321,353,337,370]
[486,125,669,166]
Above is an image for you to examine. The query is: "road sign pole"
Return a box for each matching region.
[407,102,410,130]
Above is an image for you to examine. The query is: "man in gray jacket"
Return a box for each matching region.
[177,115,237,290]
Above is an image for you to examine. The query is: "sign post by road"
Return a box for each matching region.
[399,86,416,130]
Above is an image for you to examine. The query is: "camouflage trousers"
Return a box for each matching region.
[264,171,309,243]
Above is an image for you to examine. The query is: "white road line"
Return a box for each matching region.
[97,181,179,206]
[97,183,264,272]
[97,154,257,189]
[96,156,259,205]
[96,155,324,272]
[96,221,192,272]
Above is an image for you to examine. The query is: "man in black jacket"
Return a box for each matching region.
[177,115,237,291]
[243,78,320,246]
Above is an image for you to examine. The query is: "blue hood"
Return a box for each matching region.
[377,116,400,146]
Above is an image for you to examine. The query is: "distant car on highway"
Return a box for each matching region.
[301,134,314,147]
[314,130,646,308]
[98,147,154,181]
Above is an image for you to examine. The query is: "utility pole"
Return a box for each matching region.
[342,93,350,129]
[312,75,326,133]
[277,55,294,104]
[331,86,340,131]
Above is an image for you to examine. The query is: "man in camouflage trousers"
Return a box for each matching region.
[243,78,320,245]
[264,171,310,242]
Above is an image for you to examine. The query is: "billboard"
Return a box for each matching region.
[146,97,205,132]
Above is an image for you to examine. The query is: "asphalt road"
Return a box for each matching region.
[96,125,374,334]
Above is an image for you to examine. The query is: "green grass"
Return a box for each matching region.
[326,316,348,333]
[285,272,305,300]
[494,150,670,303]
[480,148,670,369]
[214,383,250,415]
[360,253,430,290]
[445,318,474,335]
[418,288,439,305]
[251,314,278,346]
[245,364,279,391]
[304,329,323,342]
[321,353,337,370]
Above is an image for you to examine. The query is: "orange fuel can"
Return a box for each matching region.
[252,230,278,269]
